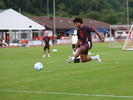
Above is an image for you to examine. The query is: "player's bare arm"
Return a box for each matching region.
[95,29,104,43]
[74,39,81,52]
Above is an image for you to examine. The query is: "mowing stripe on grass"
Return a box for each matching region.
[92,53,110,54]
[1,90,133,98]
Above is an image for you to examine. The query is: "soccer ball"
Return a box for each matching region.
[34,62,43,71]
[88,52,91,55]
[52,49,57,52]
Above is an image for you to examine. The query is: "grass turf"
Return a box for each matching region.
[0,42,133,100]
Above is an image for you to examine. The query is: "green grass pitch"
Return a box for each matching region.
[0,42,133,100]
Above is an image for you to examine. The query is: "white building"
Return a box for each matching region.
[0,8,45,46]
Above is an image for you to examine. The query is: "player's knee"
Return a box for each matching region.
[81,59,86,63]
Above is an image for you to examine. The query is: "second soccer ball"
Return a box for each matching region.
[88,52,91,55]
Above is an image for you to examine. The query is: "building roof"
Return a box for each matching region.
[0,9,45,30]
[28,16,110,30]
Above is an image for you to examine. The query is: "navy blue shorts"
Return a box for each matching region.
[81,42,92,54]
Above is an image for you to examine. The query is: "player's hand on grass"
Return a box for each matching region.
[73,48,76,52]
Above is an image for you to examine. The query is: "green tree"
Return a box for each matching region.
[25,0,35,14]
[35,8,42,16]
[102,9,115,16]
[73,0,82,15]
[0,0,132,24]
[79,12,86,18]
[58,3,65,17]
[61,11,69,18]
[3,0,14,8]
[91,0,99,11]
[102,14,118,24]
[0,1,6,9]
[129,0,133,7]
[129,8,133,19]
[117,12,126,24]
[86,11,102,20]
[22,11,27,16]
[97,0,106,12]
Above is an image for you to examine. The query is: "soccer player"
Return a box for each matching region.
[67,17,104,64]
[43,33,50,58]
[0,38,8,46]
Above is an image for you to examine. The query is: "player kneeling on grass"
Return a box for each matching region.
[67,17,104,64]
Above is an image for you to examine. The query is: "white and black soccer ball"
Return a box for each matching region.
[34,62,43,71]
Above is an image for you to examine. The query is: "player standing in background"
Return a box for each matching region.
[67,17,104,64]
[43,33,50,58]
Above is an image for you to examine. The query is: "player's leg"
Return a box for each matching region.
[67,46,86,63]
[48,49,50,57]
[81,54,101,63]
[43,47,46,58]
[43,50,46,58]
[4,43,8,46]
[81,46,101,63]
[91,55,101,64]
[81,54,91,62]
[67,42,101,64]
[74,46,86,58]
[48,45,50,57]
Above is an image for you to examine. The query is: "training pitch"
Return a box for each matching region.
[0,42,133,100]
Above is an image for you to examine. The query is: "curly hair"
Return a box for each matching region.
[73,17,83,24]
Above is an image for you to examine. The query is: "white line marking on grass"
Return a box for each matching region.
[0,61,59,64]
[115,62,119,63]
[1,90,133,98]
